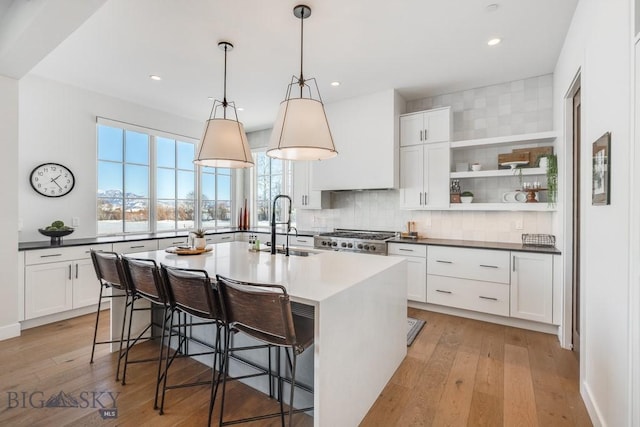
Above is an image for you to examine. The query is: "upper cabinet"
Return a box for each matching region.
[312,90,405,191]
[293,161,329,209]
[400,107,452,146]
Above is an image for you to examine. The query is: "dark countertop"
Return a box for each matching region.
[19,228,316,251]
[387,237,561,255]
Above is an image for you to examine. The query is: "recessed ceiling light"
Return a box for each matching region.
[207,96,214,100]
[487,38,502,46]
[330,81,341,87]
[149,75,162,81]
[237,107,244,111]
[486,3,499,12]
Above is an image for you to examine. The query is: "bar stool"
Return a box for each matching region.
[159,265,226,425]
[215,274,315,427]
[120,257,172,408]
[89,250,131,380]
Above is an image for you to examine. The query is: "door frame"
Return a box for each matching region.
[561,70,582,351]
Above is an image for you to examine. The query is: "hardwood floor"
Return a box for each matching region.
[0,309,591,426]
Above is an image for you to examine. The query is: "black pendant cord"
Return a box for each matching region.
[299,7,305,97]
[222,44,228,118]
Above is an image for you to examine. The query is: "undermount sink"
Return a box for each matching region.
[260,247,317,257]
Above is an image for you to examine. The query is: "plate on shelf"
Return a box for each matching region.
[502,191,527,203]
[500,160,529,170]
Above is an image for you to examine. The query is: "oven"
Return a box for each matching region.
[313,229,395,255]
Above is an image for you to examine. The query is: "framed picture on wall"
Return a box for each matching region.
[592,132,611,206]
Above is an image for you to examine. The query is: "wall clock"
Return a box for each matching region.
[30,163,75,197]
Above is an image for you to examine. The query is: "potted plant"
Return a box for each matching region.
[536,154,558,206]
[460,191,474,203]
[192,228,207,249]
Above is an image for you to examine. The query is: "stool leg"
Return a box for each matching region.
[121,294,136,385]
[278,348,284,426]
[288,350,298,427]
[159,309,175,415]
[207,323,223,426]
[154,305,169,410]
[90,284,105,363]
[115,293,130,381]
[218,327,232,427]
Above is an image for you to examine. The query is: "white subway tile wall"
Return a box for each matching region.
[291,74,555,243]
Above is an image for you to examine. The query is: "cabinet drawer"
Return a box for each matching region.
[290,236,314,247]
[427,246,510,284]
[427,274,510,317]
[387,243,427,257]
[206,234,234,244]
[158,237,189,250]
[25,243,112,265]
[112,240,158,254]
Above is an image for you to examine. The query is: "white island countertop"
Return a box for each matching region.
[123,241,408,427]
[134,242,406,306]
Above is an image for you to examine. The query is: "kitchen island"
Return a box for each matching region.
[120,241,407,426]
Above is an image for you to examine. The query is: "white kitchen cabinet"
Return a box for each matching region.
[399,142,450,209]
[24,243,112,320]
[157,237,189,249]
[312,89,405,190]
[293,161,328,209]
[510,252,553,323]
[205,233,234,244]
[112,240,158,254]
[400,107,451,146]
[388,243,427,302]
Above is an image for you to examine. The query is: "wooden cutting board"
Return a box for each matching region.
[165,246,213,255]
[512,146,553,167]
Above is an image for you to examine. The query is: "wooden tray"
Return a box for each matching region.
[165,246,213,255]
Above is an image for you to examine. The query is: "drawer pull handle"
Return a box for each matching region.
[399,248,414,252]
[479,264,498,269]
[436,289,452,294]
[436,260,452,264]
[479,296,498,301]
[75,263,79,279]
[513,255,516,272]
[221,236,231,240]
[130,245,145,249]
[41,254,63,258]
[68,265,72,280]
[172,241,183,244]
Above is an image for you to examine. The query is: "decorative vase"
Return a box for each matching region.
[460,196,473,203]
[194,237,206,250]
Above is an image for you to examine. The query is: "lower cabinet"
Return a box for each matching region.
[388,243,427,303]
[511,252,553,323]
[24,243,112,320]
[426,274,510,317]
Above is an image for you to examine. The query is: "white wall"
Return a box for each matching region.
[0,75,19,339]
[18,75,203,242]
[554,0,632,425]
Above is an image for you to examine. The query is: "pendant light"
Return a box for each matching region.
[267,5,337,161]
[194,41,254,168]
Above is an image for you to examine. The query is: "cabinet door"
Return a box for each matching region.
[424,142,451,208]
[389,254,426,302]
[73,259,101,309]
[400,113,425,146]
[511,252,553,323]
[157,237,189,250]
[399,145,424,209]
[424,108,451,143]
[293,161,309,209]
[25,262,73,319]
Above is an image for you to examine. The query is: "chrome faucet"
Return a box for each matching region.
[271,194,293,256]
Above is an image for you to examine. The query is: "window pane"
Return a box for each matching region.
[157,168,175,199]
[98,125,123,161]
[216,201,231,225]
[97,198,122,234]
[201,201,216,228]
[98,161,122,195]
[257,199,270,224]
[177,141,195,170]
[177,170,195,199]
[177,199,195,229]
[124,198,149,232]
[271,159,283,175]
[201,173,215,200]
[125,131,149,164]
[156,137,175,168]
[256,152,268,173]
[156,200,176,231]
[271,174,282,196]
[125,164,149,197]
[217,174,231,201]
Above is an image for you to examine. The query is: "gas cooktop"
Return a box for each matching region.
[314,229,395,255]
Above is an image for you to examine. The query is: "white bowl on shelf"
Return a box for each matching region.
[471,164,482,171]
[460,196,473,203]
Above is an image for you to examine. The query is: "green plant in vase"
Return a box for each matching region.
[545,154,558,206]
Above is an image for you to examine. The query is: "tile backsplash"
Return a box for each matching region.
[294,74,555,244]
[295,190,553,244]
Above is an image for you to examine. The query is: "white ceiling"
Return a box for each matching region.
[28,0,578,132]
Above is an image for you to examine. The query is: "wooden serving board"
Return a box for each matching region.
[512,146,553,167]
[165,246,213,255]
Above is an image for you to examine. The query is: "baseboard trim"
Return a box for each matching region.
[0,322,21,341]
[20,305,98,330]
[408,301,559,335]
[582,380,604,427]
